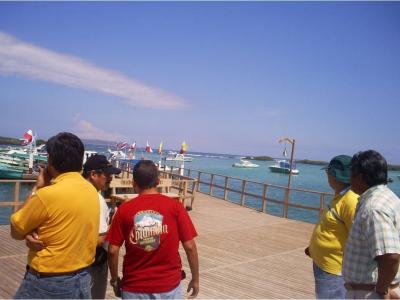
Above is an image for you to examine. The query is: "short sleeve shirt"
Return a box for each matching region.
[343,185,400,284]
[106,193,197,293]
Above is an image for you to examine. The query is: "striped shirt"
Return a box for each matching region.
[343,184,400,284]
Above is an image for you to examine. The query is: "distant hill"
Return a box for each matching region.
[0,136,46,146]
[81,139,116,146]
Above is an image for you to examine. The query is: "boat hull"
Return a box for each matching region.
[269,166,299,175]
[0,168,23,179]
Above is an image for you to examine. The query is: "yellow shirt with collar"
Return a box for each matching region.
[10,172,99,273]
[309,188,358,275]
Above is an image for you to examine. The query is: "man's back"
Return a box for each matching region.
[11,172,99,272]
[107,193,197,293]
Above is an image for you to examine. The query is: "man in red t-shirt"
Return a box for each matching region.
[106,160,199,299]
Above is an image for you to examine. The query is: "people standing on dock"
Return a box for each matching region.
[106,160,199,299]
[83,154,121,299]
[305,155,358,299]
[10,132,99,299]
[343,150,400,299]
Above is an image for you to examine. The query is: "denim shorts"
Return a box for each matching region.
[313,262,346,299]
[14,268,91,299]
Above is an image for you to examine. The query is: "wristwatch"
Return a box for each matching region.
[110,278,119,288]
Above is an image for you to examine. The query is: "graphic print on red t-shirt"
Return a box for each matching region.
[129,210,168,252]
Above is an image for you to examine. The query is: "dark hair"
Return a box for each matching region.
[46,132,84,173]
[350,150,388,187]
[133,160,159,189]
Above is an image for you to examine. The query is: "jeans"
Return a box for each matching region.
[14,268,91,299]
[122,283,182,299]
[313,263,346,299]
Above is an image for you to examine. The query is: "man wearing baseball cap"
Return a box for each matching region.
[83,154,121,299]
[305,155,359,299]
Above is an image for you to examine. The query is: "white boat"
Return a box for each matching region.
[165,153,193,162]
[232,159,259,168]
[269,159,299,175]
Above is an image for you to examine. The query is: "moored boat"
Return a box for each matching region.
[269,159,299,175]
[232,159,259,168]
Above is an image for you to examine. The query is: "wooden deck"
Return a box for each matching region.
[0,193,316,299]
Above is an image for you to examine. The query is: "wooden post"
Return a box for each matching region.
[262,184,268,213]
[197,172,201,192]
[13,181,20,213]
[240,180,246,206]
[209,174,214,196]
[319,194,325,219]
[279,137,296,219]
[223,177,229,200]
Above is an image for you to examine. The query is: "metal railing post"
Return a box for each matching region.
[223,177,229,200]
[13,181,20,213]
[240,180,246,206]
[262,184,268,213]
[209,174,214,196]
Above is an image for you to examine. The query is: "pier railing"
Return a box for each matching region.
[0,166,333,224]
[159,165,334,223]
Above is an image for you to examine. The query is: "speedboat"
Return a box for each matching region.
[269,159,299,175]
[165,153,193,162]
[232,159,259,168]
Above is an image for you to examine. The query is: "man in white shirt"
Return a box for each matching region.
[83,154,121,299]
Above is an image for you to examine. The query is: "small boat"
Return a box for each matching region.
[0,164,24,179]
[232,159,259,168]
[165,153,193,162]
[269,159,299,175]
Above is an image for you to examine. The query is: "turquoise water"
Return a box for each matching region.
[1,145,399,225]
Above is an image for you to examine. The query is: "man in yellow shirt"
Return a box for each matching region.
[305,155,358,299]
[10,132,99,299]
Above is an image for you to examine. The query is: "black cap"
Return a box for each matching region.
[83,154,121,175]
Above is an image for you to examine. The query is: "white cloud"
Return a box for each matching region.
[0,31,188,109]
[73,116,126,142]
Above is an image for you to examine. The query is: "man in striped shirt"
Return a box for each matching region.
[343,150,400,299]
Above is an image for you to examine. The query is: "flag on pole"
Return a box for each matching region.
[146,141,153,153]
[158,141,163,154]
[129,141,136,150]
[117,141,128,149]
[21,129,33,146]
[180,141,187,154]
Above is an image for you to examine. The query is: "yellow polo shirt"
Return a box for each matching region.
[10,172,99,273]
[309,188,358,275]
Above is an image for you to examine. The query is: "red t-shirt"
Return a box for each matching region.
[106,193,197,293]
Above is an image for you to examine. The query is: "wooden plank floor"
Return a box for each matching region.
[0,193,316,299]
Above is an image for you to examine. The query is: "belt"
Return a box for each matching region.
[345,283,400,291]
[26,265,88,278]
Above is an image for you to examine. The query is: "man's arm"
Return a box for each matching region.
[108,244,121,297]
[375,253,400,299]
[10,167,51,240]
[182,239,199,298]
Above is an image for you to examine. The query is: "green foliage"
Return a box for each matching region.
[0,136,47,146]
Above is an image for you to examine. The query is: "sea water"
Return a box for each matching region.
[1,144,399,225]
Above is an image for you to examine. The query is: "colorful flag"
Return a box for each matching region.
[158,141,163,154]
[180,141,187,154]
[146,141,153,153]
[21,129,33,146]
[129,141,136,150]
[117,141,128,149]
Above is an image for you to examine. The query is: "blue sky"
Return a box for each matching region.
[0,2,399,163]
